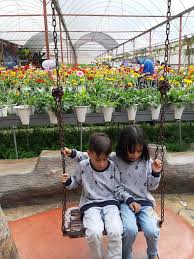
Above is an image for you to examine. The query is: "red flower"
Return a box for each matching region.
[36,79,45,83]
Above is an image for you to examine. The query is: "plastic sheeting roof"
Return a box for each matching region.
[0,0,193,63]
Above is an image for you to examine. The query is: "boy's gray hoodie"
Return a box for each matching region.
[70,150,161,207]
[65,158,120,214]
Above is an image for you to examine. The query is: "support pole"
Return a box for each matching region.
[149,30,152,56]
[178,15,182,73]
[12,126,18,159]
[66,34,69,64]
[133,39,135,57]
[59,15,64,64]
[25,126,30,151]
[80,123,83,151]
[43,0,50,59]
[178,119,182,151]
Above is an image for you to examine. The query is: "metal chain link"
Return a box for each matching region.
[155,0,172,228]
[51,0,67,235]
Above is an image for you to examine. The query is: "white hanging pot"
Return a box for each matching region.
[101,106,114,122]
[7,104,17,115]
[126,105,137,121]
[149,104,161,120]
[173,105,185,120]
[14,105,32,125]
[74,106,88,123]
[0,106,8,117]
[46,108,58,124]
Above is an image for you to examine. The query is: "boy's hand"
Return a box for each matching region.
[152,159,162,173]
[62,147,72,157]
[61,173,70,183]
[129,202,141,213]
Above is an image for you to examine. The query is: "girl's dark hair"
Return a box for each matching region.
[89,133,112,156]
[116,126,149,162]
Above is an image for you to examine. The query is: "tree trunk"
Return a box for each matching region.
[0,206,21,259]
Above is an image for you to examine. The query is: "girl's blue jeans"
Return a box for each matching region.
[120,203,160,259]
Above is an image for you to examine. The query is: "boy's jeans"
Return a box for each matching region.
[83,205,123,259]
[120,203,160,259]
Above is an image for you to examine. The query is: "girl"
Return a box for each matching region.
[63,126,162,259]
[113,125,162,259]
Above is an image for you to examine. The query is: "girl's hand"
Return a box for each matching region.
[61,147,72,157]
[61,173,70,183]
[152,159,162,173]
[129,202,141,213]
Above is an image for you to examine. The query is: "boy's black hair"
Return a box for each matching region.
[89,133,112,156]
[116,126,150,162]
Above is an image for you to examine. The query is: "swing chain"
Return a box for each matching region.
[51,0,67,234]
[155,0,171,228]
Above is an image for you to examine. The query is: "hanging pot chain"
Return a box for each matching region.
[51,0,67,233]
[155,0,172,228]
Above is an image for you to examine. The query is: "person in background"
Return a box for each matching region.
[141,58,154,75]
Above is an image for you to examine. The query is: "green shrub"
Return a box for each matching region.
[0,122,194,159]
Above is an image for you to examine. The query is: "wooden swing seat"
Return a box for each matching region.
[63,206,142,238]
[63,206,85,238]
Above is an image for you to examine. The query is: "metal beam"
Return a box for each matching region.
[51,0,77,64]
[0,30,145,33]
[178,16,182,73]
[0,13,192,17]
[0,111,194,128]
[43,0,50,59]
[101,5,194,54]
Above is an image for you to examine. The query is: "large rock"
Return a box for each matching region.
[0,206,20,259]
[0,151,80,207]
[0,147,194,207]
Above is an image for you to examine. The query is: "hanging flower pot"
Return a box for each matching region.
[126,105,137,121]
[0,106,8,117]
[14,105,32,125]
[74,106,89,123]
[101,106,114,122]
[7,104,17,115]
[149,104,161,120]
[45,108,58,124]
[173,105,185,120]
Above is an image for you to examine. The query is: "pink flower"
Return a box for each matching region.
[76,71,84,77]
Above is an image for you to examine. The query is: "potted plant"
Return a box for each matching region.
[72,89,90,123]
[95,87,118,122]
[117,88,139,121]
[44,93,58,124]
[0,93,8,117]
[167,88,189,120]
[140,88,161,120]
[13,91,33,125]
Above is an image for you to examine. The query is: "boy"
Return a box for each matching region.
[62,133,123,259]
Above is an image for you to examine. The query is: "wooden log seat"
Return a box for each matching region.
[0,146,194,206]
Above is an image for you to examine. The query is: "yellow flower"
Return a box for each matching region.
[183,79,192,85]
[174,81,180,87]
[127,82,133,87]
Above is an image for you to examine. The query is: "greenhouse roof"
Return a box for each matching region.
[0,0,193,63]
